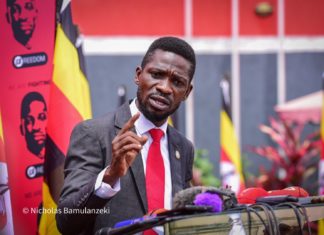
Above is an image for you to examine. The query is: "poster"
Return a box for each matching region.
[0,0,55,234]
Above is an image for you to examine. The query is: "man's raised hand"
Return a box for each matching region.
[103,113,148,186]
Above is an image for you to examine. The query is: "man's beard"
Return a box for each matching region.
[137,89,179,124]
[12,22,34,46]
[25,132,45,157]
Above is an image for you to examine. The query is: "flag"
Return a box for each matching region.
[168,117,174,126]
[168,110,178,128]
[320,76,324,196]
[0,110,14,234]
[319,76,324,235]
[219,77,245,194]
[38,0,92,234]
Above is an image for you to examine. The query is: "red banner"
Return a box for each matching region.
[0,110,14,235]
[0,0,55,234]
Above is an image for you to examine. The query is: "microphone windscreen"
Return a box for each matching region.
[267,186,309,197]
[173,186,205,209]
[237,187,268,204]
[194,192,223,212]
[173,186,224,209]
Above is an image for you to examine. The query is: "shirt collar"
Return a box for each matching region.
[130,99,168,136]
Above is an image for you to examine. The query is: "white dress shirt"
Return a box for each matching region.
[94,99,172,210]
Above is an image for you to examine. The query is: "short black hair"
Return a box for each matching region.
[141,36,196,80]
[7,0,35,5]
[21,91,47,118]
[6,0,14,6]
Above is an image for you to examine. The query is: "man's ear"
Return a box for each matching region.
[6,11,11,24]
[134,66,142,85]
[20,121,25,136]
[183,84,193,100]
[34,9,38,21]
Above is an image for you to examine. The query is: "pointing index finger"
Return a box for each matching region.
[118,112,140,135]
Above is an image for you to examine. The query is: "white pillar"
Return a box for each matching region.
[231,0,241,146]
[184,0,195,143]
[277,0,286,104]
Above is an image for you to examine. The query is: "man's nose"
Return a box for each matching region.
[32,119,42,130]
[19,8,31,20]
[156,78,172,94]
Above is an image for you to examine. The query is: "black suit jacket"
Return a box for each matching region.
[56,103,194,234]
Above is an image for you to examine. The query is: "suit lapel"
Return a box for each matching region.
[114,105,184,211]
[167,127,183,197]
[114,103,147,212]
[130,152,147,211]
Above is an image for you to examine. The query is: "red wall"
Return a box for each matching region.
[192,0,231,36]
[240,0,277,35]
[71,0,324,36]
[71,0,185,36]
[286,0,324,35]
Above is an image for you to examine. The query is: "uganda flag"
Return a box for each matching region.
[219,78,245,194]
[38,0,92,234]
[319,76,324,235]
[320,76,324,196]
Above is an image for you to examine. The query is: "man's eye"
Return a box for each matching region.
[25,3,35,10]
[173,80,180,86]
[173,78,185,87]
[151,71,162,78]
[38,113,47,121]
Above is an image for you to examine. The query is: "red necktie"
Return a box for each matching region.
[144,129,164,235]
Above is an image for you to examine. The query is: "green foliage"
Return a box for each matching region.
[193,149,220,187]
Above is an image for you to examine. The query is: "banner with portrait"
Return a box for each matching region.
[0,0,55,234]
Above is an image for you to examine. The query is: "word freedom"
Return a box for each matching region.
[13,52,48,68]
[23,207,110,215]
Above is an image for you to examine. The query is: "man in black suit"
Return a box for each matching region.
[56,36,196,234]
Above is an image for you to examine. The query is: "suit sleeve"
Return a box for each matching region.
[56,120,110,235]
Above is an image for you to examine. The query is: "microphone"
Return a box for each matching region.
[193,192,222,212]
[113,215,155,228]
[95,227,112,235]
[237,187,268,204]
[97,216,161,235]
[173,186,236,212]
[237,186,310,205]
[256,186,310,205]
[267,186,309,197]
[173,186,208,209]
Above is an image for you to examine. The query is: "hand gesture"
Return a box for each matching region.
[103,113,148,186]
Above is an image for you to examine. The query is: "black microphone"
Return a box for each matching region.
[95,217,161,235]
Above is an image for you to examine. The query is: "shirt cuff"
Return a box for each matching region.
[94,167,121,199]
